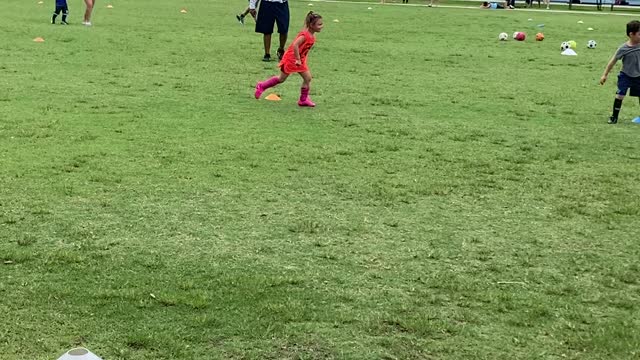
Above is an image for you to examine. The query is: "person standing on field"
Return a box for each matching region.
[600,20,640,124]
[249,0,290,62]
[254,12,324,107]
[51,0,69,24]
[82,0,95,26]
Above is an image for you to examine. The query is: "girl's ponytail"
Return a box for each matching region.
[304,11,322,27]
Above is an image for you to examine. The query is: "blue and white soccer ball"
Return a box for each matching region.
[561,41,570,51]
[587,40,597,49]
[499,32,509,41]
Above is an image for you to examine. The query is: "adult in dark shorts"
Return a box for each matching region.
[249,0,289,62]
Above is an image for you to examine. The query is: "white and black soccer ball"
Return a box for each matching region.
[587,40,597,49]
[499,32,509,41]
[561,41,570,51]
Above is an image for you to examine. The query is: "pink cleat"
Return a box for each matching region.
[298,87,314,107]
[254,83,264,99]
[298,98,316,107]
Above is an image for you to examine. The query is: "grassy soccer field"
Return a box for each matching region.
[1,0,640,359]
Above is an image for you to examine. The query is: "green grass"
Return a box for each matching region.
[2,0,640,359]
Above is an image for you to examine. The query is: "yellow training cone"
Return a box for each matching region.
[333,19,339,23]
[107,4,113,8]
[265,94,282,101]
[33,37,45,42]
[37,1,44,4]
[180,8,188,13]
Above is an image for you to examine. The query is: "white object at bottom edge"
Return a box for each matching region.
[57,348,103,360]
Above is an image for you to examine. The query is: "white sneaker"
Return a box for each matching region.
[82,21,92,26]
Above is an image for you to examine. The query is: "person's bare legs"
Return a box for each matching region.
[277,33,287,60]
[263,34,272,61]
[255,72,289,99]
[248,8,256,20]
[298,71,315,107]
[237,7,256,24]
[83,0,94,24]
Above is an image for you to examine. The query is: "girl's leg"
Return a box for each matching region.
[298,71,315,107]
[255,72,289,99]
[83,0,94,24]
[544,0,549,8]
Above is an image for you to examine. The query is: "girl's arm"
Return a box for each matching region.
[292,35,306,64]
[600,55,618,85]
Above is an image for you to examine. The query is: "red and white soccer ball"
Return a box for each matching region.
[513,32,526,41]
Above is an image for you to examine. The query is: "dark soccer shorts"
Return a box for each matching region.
[255,1,289,35]
[54,5,68,14]
[616,72,640,96]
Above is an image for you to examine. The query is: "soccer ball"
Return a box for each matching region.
[561,41,570,51]
[514,32,526,41]
[499,32,509,41]
[587,40,597,49]
[535,32,544,41]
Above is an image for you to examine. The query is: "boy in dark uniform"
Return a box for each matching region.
[52,0,69,25]
[601,20,640,124]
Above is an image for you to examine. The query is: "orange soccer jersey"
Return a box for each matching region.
[279,30,316,74]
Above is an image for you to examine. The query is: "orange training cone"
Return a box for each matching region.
[265,94,282,101]
[33,37,45,42]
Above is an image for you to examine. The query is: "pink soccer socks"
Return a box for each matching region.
[255,76,280,99]
[297,87,315,107]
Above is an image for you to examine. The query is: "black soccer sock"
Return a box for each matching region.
[612,98,623,120]
[62,10,68,23]
[52,12,58,23]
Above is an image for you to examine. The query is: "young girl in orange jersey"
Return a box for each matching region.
[254,11,324,107]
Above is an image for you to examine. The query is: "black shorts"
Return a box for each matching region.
[617,72,640,97]
[55,5,68,14]
[255,1,289,35]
